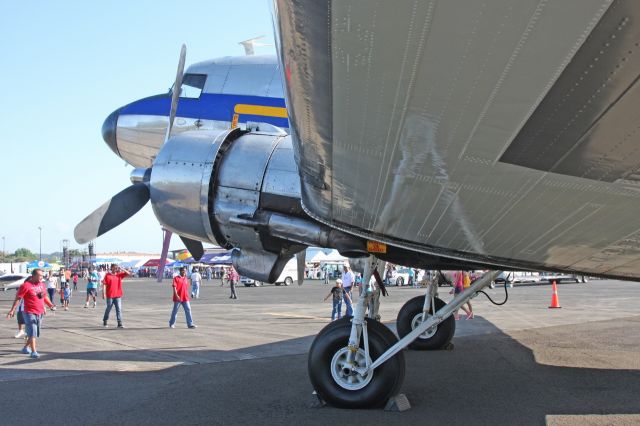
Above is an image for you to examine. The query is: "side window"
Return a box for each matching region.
[173,73,207,99]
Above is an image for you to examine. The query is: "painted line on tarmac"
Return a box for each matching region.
[265,312,329,321]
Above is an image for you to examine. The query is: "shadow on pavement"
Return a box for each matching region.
[0,316,638,425]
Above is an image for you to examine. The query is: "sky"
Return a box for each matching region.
[0,0,276,255]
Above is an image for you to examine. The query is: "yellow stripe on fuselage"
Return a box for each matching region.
[234,104,288,118]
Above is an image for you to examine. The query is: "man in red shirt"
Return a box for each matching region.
[6,269,56,358]
[102,263,131,328]
[169,267,196,328]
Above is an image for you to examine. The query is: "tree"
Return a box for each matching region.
[11,247,37,262]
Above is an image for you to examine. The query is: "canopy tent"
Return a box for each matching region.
[118,259,148,269]
[306,250,329,263]
[204,252,232,264]
[26,260,51,270]
[49,263,64,271]
[183,251,232,265]
[142,258,174,268]
[91,257,123,264]
[323,249,348,263]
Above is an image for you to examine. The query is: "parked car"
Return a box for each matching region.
[492,272,513,285]
[241,276,262,287]
[389,267,415,286]
[0,273,30,291]
[538,272,588,283]
[274,258,297,286]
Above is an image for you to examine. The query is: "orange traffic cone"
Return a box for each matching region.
[549,280,561,309]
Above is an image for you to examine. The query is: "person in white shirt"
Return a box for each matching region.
[190,267,203,299]
[46,273,58,306]
[98,268,106,291]
[341,265,355,316]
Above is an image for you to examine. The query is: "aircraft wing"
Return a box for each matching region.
[274,0,640,279]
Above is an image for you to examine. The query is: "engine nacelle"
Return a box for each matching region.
[149,128,365,282]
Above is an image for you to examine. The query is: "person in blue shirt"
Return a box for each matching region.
[84,266,100,308]
[63,283,71,311]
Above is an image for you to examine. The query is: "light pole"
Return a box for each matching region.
[38,226,42,261]
[62,239,69,267]
[2,236,5,263]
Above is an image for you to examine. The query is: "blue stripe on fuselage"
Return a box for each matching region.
[119,93,289,128]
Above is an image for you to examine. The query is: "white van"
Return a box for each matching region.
[275,258,298,286]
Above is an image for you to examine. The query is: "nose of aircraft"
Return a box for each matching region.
[102,108,121,157]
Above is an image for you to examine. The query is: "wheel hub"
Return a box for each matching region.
[330,347,373,390]
[411,313,437,339]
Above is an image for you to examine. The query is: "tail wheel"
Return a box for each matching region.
[396,296,455,350]
[308,318,405,408]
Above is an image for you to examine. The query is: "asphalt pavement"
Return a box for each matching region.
[0,277,638,425]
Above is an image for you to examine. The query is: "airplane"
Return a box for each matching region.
[75,0,640,409]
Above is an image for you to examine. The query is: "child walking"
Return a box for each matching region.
[323,279,348,321]
[63,283,71,311]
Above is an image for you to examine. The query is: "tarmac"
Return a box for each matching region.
[0,277,639,425]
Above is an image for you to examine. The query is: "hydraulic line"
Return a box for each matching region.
[477,272,510,305]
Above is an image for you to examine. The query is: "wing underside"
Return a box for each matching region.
[275,0,640,279]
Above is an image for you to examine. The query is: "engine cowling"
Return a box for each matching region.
[148,128,366,282]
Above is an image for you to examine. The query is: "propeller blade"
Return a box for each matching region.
[180,236,204,261]
[164,44,186,143]
[74,184,150,244]
[156,229,172,282]
[296,250,306,286]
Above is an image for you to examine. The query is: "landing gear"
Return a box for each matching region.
[308,317,405,408]
[307,257,501,409]
[396,296,455,350]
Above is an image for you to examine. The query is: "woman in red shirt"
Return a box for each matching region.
[169,267,196,328]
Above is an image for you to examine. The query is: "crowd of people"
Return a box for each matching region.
[5,263,244,360]
[6,259,478,359]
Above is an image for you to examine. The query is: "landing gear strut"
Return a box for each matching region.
[307,260,501,408]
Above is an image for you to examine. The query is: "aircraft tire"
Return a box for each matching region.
[308,317,405,408]
[284,277,293,286]
[396,296,455,350]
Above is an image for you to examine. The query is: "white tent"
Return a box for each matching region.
[118,259,149,269]
[323,249,348,263]
[306,250,328,263]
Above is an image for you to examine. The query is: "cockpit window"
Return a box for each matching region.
[172,73,207,99]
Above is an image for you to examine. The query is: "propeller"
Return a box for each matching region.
[165,44,186,141]
[156,228,173,282]
[181,236,205,261]
[296,250,306,285]
[74,44,204,266]
[74,184,149,244]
